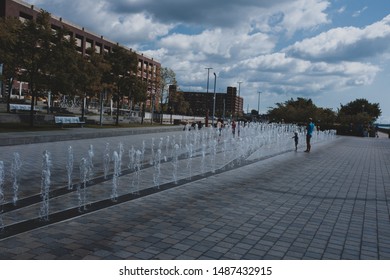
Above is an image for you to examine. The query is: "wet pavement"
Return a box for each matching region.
[0,127,389,259]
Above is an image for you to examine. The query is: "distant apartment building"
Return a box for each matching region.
[170,85,244,119]
[0,0,160,108]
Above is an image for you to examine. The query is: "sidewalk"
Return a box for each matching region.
[0,134,390,260]
[0,125,182,146]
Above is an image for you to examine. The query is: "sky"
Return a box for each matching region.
[28,0,390,123]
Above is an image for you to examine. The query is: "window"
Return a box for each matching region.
[85,39,92,50]
[95,43,102,54]
[19,12,33,23]
[75,35,83,48]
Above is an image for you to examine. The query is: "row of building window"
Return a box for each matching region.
[17,11,159,80]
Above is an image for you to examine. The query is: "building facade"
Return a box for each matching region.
[0,0,161,108]
[170,85,244,119]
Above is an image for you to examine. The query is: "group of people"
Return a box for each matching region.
[186,117,316,152]
[292,118,315,152]
[216,119,240,138]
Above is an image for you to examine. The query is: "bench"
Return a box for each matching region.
[10,104,39,112]
[54,116,85,128]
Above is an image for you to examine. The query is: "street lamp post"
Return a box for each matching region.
[258,91,261,114]
[205,67,213,126]
[205,67,213,94]
[237,81,242,120]
[212,73,217,127]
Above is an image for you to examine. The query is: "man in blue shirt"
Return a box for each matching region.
[305,118,315,152]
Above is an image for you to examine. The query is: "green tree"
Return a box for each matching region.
[316,108,337,126]
[267,97,336,125]
[337,98,381,124]
[337,99,381,136]
[160,67,176,104]
[0,16,23,112]
[178,94,190,115]
[104,45,138,126]
[159,67,176,122]
[268,98,316,123]
[47,27,80,109]
[169,90,190,115]
[130,76,148,105]
[73,48,112,119]
[17,10,54,126]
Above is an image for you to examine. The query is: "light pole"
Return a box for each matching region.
[212,73,217,127]
[205,67,213,93]
[205,67,213,126]
[258,91,261,114]
[237,81,242,120]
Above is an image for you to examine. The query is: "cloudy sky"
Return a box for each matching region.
[29,0,390,122]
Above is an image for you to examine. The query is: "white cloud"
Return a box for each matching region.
[352,6,368,18]
[230,53,381,96]
[285,14,390,61]
[277,0,330,36]
[30,0,331,46]
[337,6,346,14]
[158,28,275,59]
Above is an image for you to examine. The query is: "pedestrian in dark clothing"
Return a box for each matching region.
[292,131,299,151]
[232,121,236,137]
[305,118,315,152]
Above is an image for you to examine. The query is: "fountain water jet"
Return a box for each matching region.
[103,143,110,179]
[118,142,124,175]
[39,151,51,221]
[87,145,94,182]
[153,149,162,189]
[140,141,146,167]
[186,143,194,179]
[164,136,170,162]
[111,151,120,201]
[128,146,135,171]
[131,150,142,195]
[210,139,217,173]
[78,158,88,211]
[11,152,22,205]
[172,144,179,184]
[201,143,207,175]
[66,146,74,190]
[149,138,155,165]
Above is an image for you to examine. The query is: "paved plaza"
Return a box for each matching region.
[0,127,389,260]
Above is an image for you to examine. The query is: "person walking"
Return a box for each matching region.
[305,118,315,152]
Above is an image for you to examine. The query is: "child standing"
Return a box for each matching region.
[292,131,299,151]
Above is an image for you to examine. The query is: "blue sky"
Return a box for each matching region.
[29,0,390,122]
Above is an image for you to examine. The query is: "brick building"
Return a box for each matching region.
[169,85,244,119]
[0,0,160,108]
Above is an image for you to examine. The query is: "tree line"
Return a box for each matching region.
[266,97,381,135]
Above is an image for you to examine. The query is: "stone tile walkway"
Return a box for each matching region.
[0,129,389,259]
